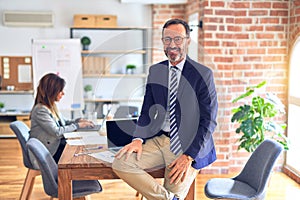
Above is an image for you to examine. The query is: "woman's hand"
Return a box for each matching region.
[77,120,95,128]
[78,118,93,123]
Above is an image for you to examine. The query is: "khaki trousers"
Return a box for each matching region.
[112,134,199,200]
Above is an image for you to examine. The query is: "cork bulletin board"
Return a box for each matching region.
[0,56,33,91]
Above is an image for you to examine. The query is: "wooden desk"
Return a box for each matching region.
[58,144,195,200]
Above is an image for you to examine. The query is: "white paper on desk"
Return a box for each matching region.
[67,134,107,145]
[64,132,80,138]
[90,151,115,163]
[66,139,84,145]
[82,135,107,145]
[64,131,99,139]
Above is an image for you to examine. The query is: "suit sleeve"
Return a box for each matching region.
[133,64,168,140]
[184,68,218,159]
[133,68,155,139]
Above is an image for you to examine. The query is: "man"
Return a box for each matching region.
[112,18,218,200]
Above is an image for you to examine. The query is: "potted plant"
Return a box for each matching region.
[0,102,5,112]
[84,84,93,98]
[126,64,136,74]
[231,81,289,152]
[81,36,91,50]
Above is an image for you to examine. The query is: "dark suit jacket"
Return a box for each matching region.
[134,56,218,169]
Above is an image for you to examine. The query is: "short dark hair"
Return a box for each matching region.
[162,18,190,37]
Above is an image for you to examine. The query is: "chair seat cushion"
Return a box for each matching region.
[72,180,102,198]
[204,178,257,199]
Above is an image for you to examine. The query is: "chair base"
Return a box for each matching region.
[19,168,40,200]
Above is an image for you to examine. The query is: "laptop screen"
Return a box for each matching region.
[106,119,137,148]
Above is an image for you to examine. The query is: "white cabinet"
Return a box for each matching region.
[70,27,151,117]
[0,91,33,138]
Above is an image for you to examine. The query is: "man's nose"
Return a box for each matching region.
[169,39,177,47]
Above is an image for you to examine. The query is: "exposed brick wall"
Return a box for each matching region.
[152,0,290,174]
[203,0,289,174]
[288,0,300,48]
[152,4,185,63]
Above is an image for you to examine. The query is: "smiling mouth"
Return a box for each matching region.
[167,47,180,52]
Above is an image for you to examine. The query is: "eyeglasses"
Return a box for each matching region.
[162,36,188,45]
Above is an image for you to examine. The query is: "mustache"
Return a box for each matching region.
[166,47,181,51]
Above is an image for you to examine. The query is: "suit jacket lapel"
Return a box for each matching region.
[177,59,192,100]
[151,61,169,108]
[162,64,169,104]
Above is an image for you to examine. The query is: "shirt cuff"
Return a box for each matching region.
[132,138,144,143]
[74,123,80,129]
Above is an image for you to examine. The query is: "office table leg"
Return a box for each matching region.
[58,168,72,200]
[185,180,195,200]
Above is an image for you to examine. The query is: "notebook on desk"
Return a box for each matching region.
[77,124,101,131]
[106,118,137,154]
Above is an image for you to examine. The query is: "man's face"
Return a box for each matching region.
[162,24,190,64]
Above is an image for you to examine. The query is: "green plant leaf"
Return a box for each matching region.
[246,80,266,90]
[84,84,92,92]
[81,36,91,45]
[252,96,264,113]
[263,103,277,117]
[231,80,289,152]
[254,116,263,128]
[240,119,256,137]
[231,105,252,122]
[232,90,254,103]
[265,121,285,134]
[126,64,136,69]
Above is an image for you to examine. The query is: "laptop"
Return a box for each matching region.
[77,124,101,131]
[106,118,137,154]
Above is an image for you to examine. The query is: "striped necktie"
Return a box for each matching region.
[169,66,182,155]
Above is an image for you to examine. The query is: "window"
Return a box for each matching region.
[188,13,198,61]
[286,37,300,174]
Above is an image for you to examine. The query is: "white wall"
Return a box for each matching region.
[0,0,151,111]
[0,0,152,55]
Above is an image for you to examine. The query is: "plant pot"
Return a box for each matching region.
[85,91,93,99]
[126,68,135,74]
[82,45,89,51]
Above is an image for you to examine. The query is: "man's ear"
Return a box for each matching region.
[187,37,191,45]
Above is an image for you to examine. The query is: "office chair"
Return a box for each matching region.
[204,139,283,200]
[10,121,41,200]
[26,138,102,199]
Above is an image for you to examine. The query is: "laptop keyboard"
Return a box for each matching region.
[77,124,101,131]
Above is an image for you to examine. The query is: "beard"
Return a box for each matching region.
[164,47,184,63]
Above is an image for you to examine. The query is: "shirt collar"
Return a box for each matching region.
[168,58,185,72]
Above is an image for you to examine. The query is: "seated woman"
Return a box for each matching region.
[29,73,94,163]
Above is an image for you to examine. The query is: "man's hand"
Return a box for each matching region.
[115,139,143,161]
[168,154,193,185]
